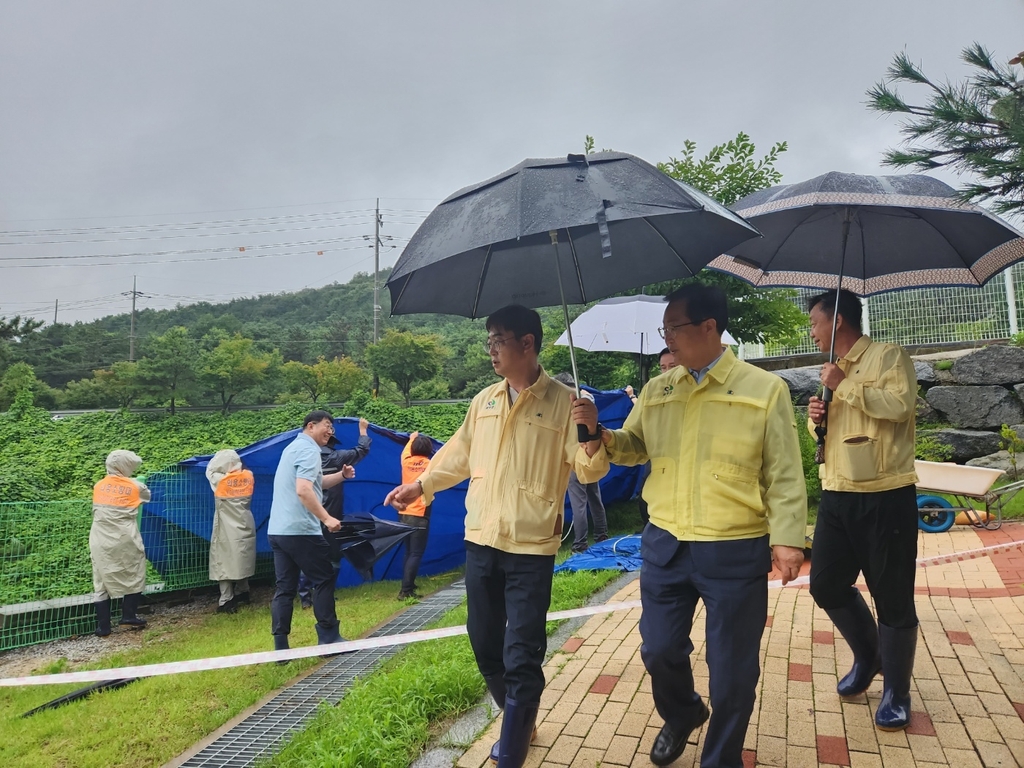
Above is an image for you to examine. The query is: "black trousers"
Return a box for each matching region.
[809,485,919,629]
[640,526,770,768]
[269,534,340,637]
[399,508,431,592]
[465,541,554,706]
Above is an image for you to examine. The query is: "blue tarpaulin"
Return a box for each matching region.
[141,388,643,588]
[554,534,643,573]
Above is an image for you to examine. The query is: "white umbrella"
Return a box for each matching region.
[554,295,736,355]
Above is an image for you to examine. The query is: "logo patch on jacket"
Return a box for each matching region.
[485,399,497,410]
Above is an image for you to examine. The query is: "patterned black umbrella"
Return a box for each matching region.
[707,171,1024,458]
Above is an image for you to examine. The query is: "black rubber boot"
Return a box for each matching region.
[496,697,539,768]
[118,593,147,628]
[94,598,112,637]
[485,674,508,762]
[315,622,347,657]
[273,633,290,665]
[826,594,881,697]
[875,623,918,731]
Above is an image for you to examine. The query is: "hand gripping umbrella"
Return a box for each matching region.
[705,171,1024,459]
[386,151,760,438]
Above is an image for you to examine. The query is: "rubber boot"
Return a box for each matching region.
[485,674,508,763]
[825,594,881,697]
[315,622,346,657]
[875,622,918,731]
[118,593,147,628]
[496,697,539,768]
[94,598,112,637]
[274,633,290,665]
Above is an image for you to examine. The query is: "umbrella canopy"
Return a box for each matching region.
[707,172,1024,296]
[554,294,737,355]
[386,151,760,318]
[329,512,418,582]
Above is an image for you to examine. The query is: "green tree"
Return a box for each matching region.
[0,362,57,412]
[280,356,369,404]
[62,362,140,410]
[0,313,42,342]
[364,330,447,405]
[199,334,276,413]
[868,44,1024,215]
[135,327,199,414]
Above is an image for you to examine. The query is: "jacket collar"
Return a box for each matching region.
[841,335,873,363]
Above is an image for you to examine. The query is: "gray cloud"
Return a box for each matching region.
[1,0,1022,322]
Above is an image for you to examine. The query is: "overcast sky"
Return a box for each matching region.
[2,1,1022,325]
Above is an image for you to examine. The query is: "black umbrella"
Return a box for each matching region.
[330,512,419,581]
[706,171,1024,458]
[386,151,760,434]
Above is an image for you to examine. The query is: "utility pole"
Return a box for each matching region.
[123,276,147,362]
[374,198,381,345]
[372,200,382,395]
[53,299,58,325]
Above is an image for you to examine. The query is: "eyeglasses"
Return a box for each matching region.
[483,336,512,352]
[657,321,700,339]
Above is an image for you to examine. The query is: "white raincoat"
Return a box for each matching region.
[205,449,257,582]
[90,450,150,598]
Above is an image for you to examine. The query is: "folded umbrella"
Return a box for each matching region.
[331,512,419,581]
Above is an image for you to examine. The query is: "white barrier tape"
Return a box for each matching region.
[3,539,1021,688]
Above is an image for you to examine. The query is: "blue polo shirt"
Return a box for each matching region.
[268,432,324,536]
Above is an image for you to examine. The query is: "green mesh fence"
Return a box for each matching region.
[0,466,272,652]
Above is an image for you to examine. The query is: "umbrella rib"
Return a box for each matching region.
[565,228,587,302]
[639,216,693,277]
[470,244,494,318]
[756,207,820,274]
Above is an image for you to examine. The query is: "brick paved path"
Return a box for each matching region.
[456,524,1024,768]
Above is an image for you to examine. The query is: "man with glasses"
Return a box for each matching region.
[385,305,608,768]
[268,410,351,654]
[601,284,806,768]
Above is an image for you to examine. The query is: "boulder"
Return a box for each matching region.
[965,450,1020,480]
[923,429,1002,464]
[914,360,936,385]
[916,396,937,423]
[925,386,1024,430]
[952,345,1024,385]
[774,366,820,405]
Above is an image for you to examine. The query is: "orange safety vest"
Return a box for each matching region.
[93,476,142,508]
[215,469,255,499]
[402,453,430,517]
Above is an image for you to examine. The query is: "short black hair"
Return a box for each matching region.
[486,304,543,354]
[303,410,333,428]
[411,435,434,457]
[664,283,729,334]
[658,347,671,358]
[808,289,863,332]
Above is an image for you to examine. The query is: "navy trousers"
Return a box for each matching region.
[269,534,340,638]
[639,526,770,768]
[465,541,554,706]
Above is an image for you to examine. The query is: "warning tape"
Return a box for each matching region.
[2,539,1021,688]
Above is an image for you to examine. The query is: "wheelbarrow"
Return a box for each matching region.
[914,460,1019,533]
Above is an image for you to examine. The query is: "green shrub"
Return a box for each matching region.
[915,433,954,462]
[795,406,822,506]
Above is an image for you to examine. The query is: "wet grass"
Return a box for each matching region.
[0,571,460,768]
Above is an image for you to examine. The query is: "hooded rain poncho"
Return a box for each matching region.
[205,449,257,582]
[90,450,150,598]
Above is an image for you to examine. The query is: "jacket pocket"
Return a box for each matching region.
[511,481,561,544]
[840,435,879,482]
[695,460,764,537]
[465,474,485,531]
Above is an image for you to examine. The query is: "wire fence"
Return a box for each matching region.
[0,467,273,652]
[740,263,1024,359]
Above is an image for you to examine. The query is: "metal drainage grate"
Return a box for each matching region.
[179,580,467,768]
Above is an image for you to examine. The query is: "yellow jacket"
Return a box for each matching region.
[605,348,807,548]
[419,368,609,555]
[809,336,918,492]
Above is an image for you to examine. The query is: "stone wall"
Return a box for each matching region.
[774,345,1024,469]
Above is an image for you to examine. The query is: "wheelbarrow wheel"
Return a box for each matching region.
[917,495,955,533]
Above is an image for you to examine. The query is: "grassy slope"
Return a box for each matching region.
[0,572,458,768]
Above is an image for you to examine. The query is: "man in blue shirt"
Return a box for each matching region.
[269,410,351,652]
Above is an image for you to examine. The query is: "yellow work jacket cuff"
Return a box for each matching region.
[418,475,437,505]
